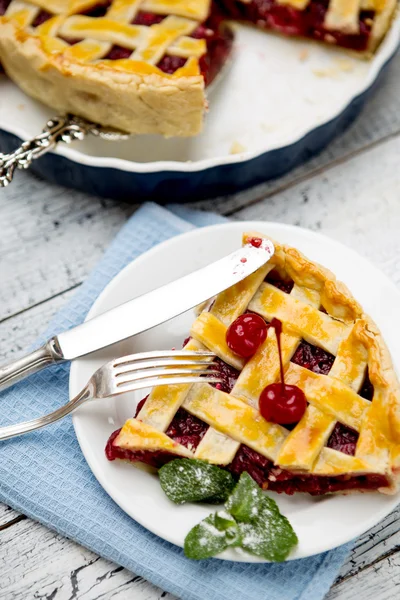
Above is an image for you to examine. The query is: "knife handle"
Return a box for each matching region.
[0,338,65,393]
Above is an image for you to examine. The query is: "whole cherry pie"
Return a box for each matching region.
[0,0,397,136]
[106,233,400,496]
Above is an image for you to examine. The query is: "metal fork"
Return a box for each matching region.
[0,350,220,442]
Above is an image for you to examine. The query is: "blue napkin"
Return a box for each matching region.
[0,202,351,600]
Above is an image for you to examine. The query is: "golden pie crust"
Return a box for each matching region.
[113,233,400,494]
[0,0,209,136]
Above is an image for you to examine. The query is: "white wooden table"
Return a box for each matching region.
[2,51,400,600]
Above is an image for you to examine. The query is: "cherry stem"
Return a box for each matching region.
[271,318,285,396]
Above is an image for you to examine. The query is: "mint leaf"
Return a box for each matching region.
[184,511,240,560]
[159,459,235,505]
[239,509,298,562]
[214,511,237,530]
[168,468,297,562]
[225,473,298,561]
[225,472,278,522]
[214,512,242,547]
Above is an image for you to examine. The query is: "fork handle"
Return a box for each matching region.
[0,384,91,441]
[0,338,65,393]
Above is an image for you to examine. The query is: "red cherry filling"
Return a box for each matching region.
[165,408,209,449]
[0,0,12,15]
[327,422,358,456]
[248,237,262,248]
[292,339,335,375]
[217,0,374,52]
[106,406,209,467]
[265,269,294,294]
[210,357,240,393]
[259,383,307,425]
[229,443,270,487]
[88,2,111,16]
[104,45,132,60]
[226,313,268,358]
[359,369,374,400]
[157,55,187,75]
[30,9,52,27]
[133,11,164,26]
[227,443,389,495]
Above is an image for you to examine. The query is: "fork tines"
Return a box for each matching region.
[112,349,221,390]
[114,349,214,368]
[115,366,220,388]
[116,375,222,391]
[115,358,217,375]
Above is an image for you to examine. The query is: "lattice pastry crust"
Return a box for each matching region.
[303,0,396,51]
[0,0,212,136]
[235,0,397,54]
[113,233,400,494]
[0,0,397,137]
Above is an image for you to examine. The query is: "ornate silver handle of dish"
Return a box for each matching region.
[0,114,129,187]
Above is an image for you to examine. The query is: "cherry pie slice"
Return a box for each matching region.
[107,233,400,496]
[0,1,397,137]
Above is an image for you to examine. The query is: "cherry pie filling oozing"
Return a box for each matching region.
[0,1,233,86]
[106,267,388,496]
[216,0,374,52]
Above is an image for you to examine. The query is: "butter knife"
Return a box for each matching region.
[0,241,274,393]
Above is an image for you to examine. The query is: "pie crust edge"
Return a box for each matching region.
[248,233,400,494]
[0,20,206,137]
[368,0,398,55]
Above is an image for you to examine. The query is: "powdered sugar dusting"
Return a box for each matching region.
[159,459,235,505]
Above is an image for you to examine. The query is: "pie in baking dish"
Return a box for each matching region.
[0,0,397,137]
[106,233,400,496]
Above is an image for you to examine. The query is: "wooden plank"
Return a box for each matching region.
[0,172,135,320]
[0,289,75,361]
[328,551,400,600]
[0,515,176,600]
[0,504,21,528]
[335,505,400,581]
[235,133,400,287]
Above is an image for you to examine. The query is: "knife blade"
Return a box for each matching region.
[0,240,274,392]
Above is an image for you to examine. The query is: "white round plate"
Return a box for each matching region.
[71,222,400,561]
[2,17,400,174]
